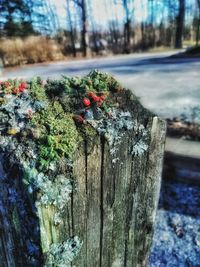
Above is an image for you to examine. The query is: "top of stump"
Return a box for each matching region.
[0,69,153,165]
[0,70,155,202]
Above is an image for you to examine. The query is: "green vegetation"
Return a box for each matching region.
[32,101,79,170]
[29,77,48,102]
[46,70,123,98]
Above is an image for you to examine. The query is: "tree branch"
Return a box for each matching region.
[72,0,82,8]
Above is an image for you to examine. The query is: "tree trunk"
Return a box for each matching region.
[88,0,99,55]
[175,0,185,48]
[66,0,76,57]
[141,22,146,50]
[123,0,131,53]
[81,0,88,57]
[0,88,166,266]
[150,0,156,47]
[124,19,131,53]
[196,0,200,45]
[196,20,200,45]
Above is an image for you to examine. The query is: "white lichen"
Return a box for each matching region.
[132,140,148,156]
[23,164,73,223]
[131,124,149,156]
[89,109,135,163]
[45,236,83,267]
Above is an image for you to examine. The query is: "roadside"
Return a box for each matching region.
[170,45,200,58]
[1,49,180,75]
[165,137,200,159]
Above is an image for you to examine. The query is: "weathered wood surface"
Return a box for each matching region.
[72,116,166,267]
[0,93,166,267]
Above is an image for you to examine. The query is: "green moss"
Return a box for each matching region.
[32,101,80,170]
[45,70,123,102]
[87,70,123,92]
[82,123,97,139]
[45,78,73,97]
[12,207,21,235]
[29,77,48,102]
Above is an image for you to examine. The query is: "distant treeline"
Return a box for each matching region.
[0,0,200,59]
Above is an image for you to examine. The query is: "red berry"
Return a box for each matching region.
[97,99,103,107]
[19,84,25,92]
[19,87,25,93]
[87,92,95,98]
[21,82,26,88]
[12,88,19,94]
[92,95,100,102]
[100,94,106,100]
[4,82,9,88]
[20,82,27,91]
[83,98,91,106]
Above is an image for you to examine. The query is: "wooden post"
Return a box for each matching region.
[0,79,166,267]
[71,116,166,267]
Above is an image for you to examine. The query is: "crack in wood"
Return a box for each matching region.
[99,136,105,267]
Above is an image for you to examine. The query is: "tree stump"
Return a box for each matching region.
[0,72,166,267]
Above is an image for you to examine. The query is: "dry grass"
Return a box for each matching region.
[146,45,174,53]
[0,36,64,67]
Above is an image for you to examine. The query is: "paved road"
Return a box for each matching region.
[1,50,200,120]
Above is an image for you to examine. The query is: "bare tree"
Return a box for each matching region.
[107,0,122,53]
[28,0,54,35]
[148,0,156,47]
[175,0,185,48]
[122,0,134,53]
[196,0,200,45]
[87,0,99,55]
[66,0,76,57]
[73,0,88,57]
[46,0,60,33]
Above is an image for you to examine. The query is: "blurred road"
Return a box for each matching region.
[1,50,200,119]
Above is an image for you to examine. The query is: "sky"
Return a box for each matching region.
[49,0,197,31]
[49,0,149,29]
